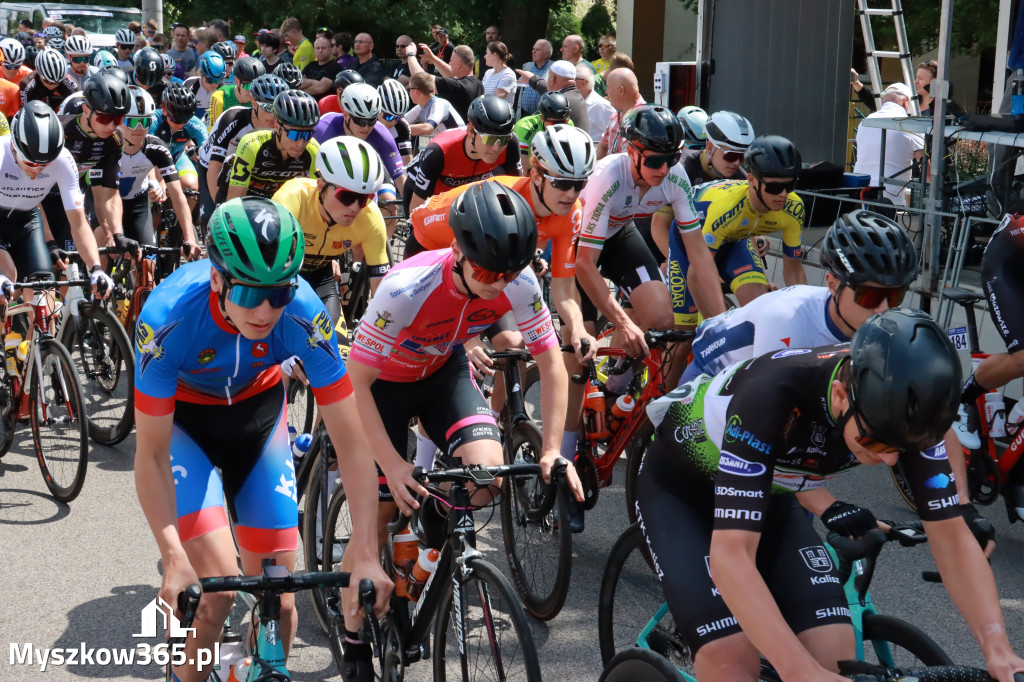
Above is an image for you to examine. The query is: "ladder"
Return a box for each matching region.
[856,0,920,115]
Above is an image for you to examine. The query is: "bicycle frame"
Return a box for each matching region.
[5,288,61,423]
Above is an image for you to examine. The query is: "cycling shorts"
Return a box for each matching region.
[668,228,767,326]
[170,381,298,553]
[981,226,1024,353]
[195,164,220,228]
[370,345,500,501]
[122,195,157,248]
[634,216,664,265]
[175,152,198,179]
[578,222,664,323]
[0,207,54,280]
[302,264,350,358]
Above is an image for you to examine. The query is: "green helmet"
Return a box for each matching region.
[207,197,304,285]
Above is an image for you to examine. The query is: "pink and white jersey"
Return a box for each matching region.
[351,249,558,382]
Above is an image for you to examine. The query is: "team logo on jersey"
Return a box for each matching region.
[467,309,499,323]
[252,342,269,358]
[771,348,811,359]
[374,311,394,330]
[704,233,715,245]
[799,546,834,573]
[136,319,182,375]
[530,294,543,314]
[287,311,338,361]
[198,348,216,364]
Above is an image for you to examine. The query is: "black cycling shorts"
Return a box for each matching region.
[403,229,426,260]
[301,264,351,357]
[122,195,157,247]
[578,222,663,322]
[369,345,500,501]
[0,207,54,280]
[635,440,850,654]
[982,226,1024,353]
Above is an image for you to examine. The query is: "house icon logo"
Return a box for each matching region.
[132,597,196,639]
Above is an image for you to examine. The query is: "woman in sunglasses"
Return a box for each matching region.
[640,308,1024,682]
[133,197,393,682]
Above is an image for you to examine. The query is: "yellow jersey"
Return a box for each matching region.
[695,180,804,258]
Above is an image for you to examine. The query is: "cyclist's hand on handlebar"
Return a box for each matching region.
[342,556,393,624]
[540,454,585,503]
[986,651,1024,682]
[46,240,70,272]
[0,276,14,305]
[465,342,494,381]
[281,355,308,385]
[620,318,650,358]
[821,500,877,538]
[181,242,201,262]
[753,236,770,258]
[160,555,200,624]
[90,265,113,300]
[147,182,167,203]
[961,502,997,558]
[382,459,429,516]
[113,233,142,262]
[571,330,597,363]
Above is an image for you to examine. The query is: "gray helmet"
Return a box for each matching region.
[467,95,514,135]
[821,210,918,289]
[83,71,131,115]
[232,56,265,84]
[273,89,320,128]
[250,74,289,107]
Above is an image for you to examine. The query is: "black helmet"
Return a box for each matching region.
[132,47,163,88]
[273,90,320,128]
[449,181,538,273]
[250,74,289,107]
[537,91,571,122]
[232,56,265,84]
[334,69,364,90]
[83,71,131,115]
[212,41,237,62]
[273,62,302,89]
[745,135,801,179]
[848,307,961,452]
[11,100,64,165]
[621,105,684,154]
[467,95,514,135]
[821,210,919,288]
[161,82,197,122]
[99,65,129,83]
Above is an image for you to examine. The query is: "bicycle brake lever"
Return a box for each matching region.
[358,578,382,658]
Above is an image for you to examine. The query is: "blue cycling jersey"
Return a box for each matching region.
[134,259,351,416]
[149,110,209,159]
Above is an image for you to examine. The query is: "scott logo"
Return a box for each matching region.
[717,451,767,477]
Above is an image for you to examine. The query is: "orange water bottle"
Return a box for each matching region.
[392,531,419,598]
[583,382,611,441]
[406,548,440,601]
[609,394,635,432]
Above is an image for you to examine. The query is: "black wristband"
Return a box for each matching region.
[90,264,104,274]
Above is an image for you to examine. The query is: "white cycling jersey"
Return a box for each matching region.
[118,135,179,200]
[0,142,83,213]
[577,152,699,251]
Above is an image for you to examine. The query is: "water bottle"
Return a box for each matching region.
[391,531,419,598]
[227,657,252,682]
[1006,399,1024,437]
[214,629,244,681]
[4,332,22,377]
[406,547,440,601]
[985,392,1007,438]
[291,432,312,469]
[583,383,611,441]
[609,394,635,433]
[1012,69,1024,115]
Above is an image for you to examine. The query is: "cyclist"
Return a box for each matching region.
[117,86,200,257]
[377,79,413,166]
[113,28,135,73]
[63,34,98,90]
[403,94,522,214]
[404,71,465,139]
[667,135,806,326]
[132,46,166,110]
[1,37,32,85]
[0,102,112,294]
[184,50,226,120]
[196,74,288,226]
[514,90,574,168]
[150,82,208,204]
[227,89,320,199]
[273,61,303,91]
[133,197,391,682]
[318,69,363,116]
[677,105,708,150]
[91,49,118,72]
[161,53,181,86]
[21,48,79,111]
[205,56,265,131]
[639,308,1024,682]
[272,135,390,325]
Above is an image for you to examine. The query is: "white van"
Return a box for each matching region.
[0,2,143,49]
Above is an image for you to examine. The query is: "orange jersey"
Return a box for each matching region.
[0,78,19,118]
[410,175,582,278]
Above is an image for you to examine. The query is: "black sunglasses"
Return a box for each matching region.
[543,173,586,192]
[760,179,796,195]
[641,150,681,169]
[349,115,376,127]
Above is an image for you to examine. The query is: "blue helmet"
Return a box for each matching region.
[91,49,117,69]
[198,50,226,81]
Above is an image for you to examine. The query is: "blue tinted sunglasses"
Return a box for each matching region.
[381,112,400,122]
[283,127,314,142]
[225,280,297,308]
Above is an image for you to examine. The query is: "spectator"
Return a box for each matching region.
[70,27,86,37]
[576,63,614,141]
[916,60,938,116]
[280,17,314,71]
[334,33,356,69]
[594,51,633,96]
[474,25,500,77]
[144,19,159,40]
[516,59,588,133]
[168,23,198,75]
[427,25,454,75]
[208,19,230,43]
[314,26,333,41]
[481,41,516,108]
[392,35,413,82]
[593,34,616,73]
[134,35,148,53]
[128,21,143,40]
[258,31,288,69]
[597,68,645,158]
[559,34,595,74]
[18,19,32,33]
[520,39,552,115]
[406,43,484,120]
[406,72,465,136]
[151,33,168,53]
[850,69,877,112]
[194,27,216,57]
[301,36,342,97]
[233,35,249,59]
[853,82,924,208]
[352,32,385,86]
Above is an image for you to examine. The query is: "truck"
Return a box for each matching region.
[0,2,143,49]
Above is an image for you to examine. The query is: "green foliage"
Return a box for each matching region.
[546,0,581,49]
[867,0,999,57]
[581,2,615,61]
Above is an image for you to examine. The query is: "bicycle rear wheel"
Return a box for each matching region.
[301,436,347,634]
[861,613,953,668]
[31,339,89,502]
[599,648,687,682]
[286,378,315,437]
[61,306,135,445]
[500,420,572,621]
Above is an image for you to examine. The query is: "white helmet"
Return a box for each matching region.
[115,28,135,47]
[35,48,68,83]
[64,34,92,56]
[126,85,156,117]
[42,26,63,41]
[377,79,410,117]
[161,52,174,74]
[677,105,708,144]
[340,83,381,120]
[530,124,596,180]
[58,92,86,115]
[1,38,25,66]
[316,136,384,194]
[704,111,755,152]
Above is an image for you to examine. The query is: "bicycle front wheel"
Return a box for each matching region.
[624,418,655,525]
[500,420,572,621]
[31,339,89,502]
[861,613,953,668]
[433,557,542,682]
[62,306,135,445]
[599,648,687,682]
[301,438,347,634]
[286,378,315,438]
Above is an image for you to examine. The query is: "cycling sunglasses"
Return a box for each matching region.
[477,132,511,147]
[851,411,900,455]
[849,283,907,309]
[760,180,796,195]
[381,112,401,122]
[543,173,587,193]
[468,260,522,284]
[124,116,152,130]
[165,110,191,124]
[641,150,681,169]
[224,280,297,308]
[349,115,377,128]
[117,43,134,49]
[92,112,125,126]
[282,127,314,142]
[712,144,744,163]
[203,76,224,85]
[3,62,19,70]
[333,186,373,207]
[12,144,47,169]
[240,81,253,91]
[70,55,91,64]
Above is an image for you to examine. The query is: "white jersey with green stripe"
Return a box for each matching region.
[577,152,699,251]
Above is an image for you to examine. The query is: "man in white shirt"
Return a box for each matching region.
[576,64,613,142]
[853,82,924,207]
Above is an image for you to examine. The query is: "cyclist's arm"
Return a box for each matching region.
[206,159,223,197]
[650,207,673,259]
[91,186,123,247]
[782,254,807,286]
[206,91,223,132]
[680,228,728,319]
[67,207,102,269]
[794,487,837,516]
[165,180,198,247]
[409,121,435,136]
[550,276,588,356]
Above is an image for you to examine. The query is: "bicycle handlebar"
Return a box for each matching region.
[14,278,90,291]
[196,568,350,595]
[840,658,1003,681]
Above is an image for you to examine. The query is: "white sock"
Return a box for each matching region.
[561,430,579,461]
[415,429,439,470]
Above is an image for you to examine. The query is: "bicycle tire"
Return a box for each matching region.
[286,378,315,439]
[319,457,353,655]
[31,339,89,502]
[500,420,573,621]
[61,305,135,445]
[861,612,953,668]
[302,436,346,634]
[433,556,542,682]
[888,456,918,512]
[0,380,16,457]
[599,648,687,682]
[624,418,655,525]
[521,361,543,426]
